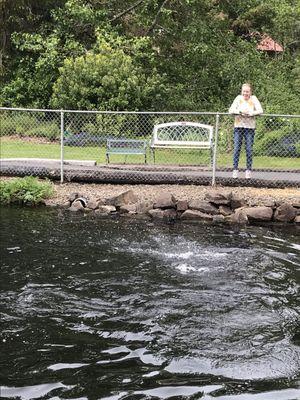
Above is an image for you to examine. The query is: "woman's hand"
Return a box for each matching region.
[240,111,253,116]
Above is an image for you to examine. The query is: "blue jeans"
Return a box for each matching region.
[233,127,255,170]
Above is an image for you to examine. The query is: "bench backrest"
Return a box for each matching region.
[107,139,147,151]
[151,121,213,147]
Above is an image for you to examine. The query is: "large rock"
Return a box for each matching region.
[260,198,276,208]
[294,215,300,224]
[248,198,275,208]
[108,190,138,207]
[274,203,297,222]
[228,209,248,224]
[119,204,137,214]
[204,191,231,205]
[69,201,84,212]
[86,199,99,210]
[68,192,79,203]
[219,205,233,216]
[176,200,188,211]
[181,209,213,221]
[153,193,176,209]
[95,198,105,206]
[96,205,117,214]
[163,209,178,221]
[275,200,284,207]
[148,209,164,219]
[188,200,219,215]
[213,215,225,223]
[136,201,153,214]
[244,207,273,221]
[230,194,247,210]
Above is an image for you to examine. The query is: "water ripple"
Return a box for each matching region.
[1,208,299,399]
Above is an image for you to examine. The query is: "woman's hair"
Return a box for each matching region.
[242,83,252,92]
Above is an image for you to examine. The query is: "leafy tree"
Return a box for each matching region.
[51,36,167,110]
[268,0,300,51]
[1,32,84,107]
[0,0,66,79]
[0,0,298,113]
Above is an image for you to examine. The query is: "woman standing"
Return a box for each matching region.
[229,83,263,179]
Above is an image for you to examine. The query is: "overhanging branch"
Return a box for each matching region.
[110,0,145,23]
[146,0,170,35]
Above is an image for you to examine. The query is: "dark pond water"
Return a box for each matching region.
[0,207,300,400]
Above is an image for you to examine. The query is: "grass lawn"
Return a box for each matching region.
[1,138,299,169]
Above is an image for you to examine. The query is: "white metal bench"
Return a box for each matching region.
[149,121,214,164]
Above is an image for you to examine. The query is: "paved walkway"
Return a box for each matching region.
[0,159,299,188]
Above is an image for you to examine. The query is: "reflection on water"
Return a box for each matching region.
[0,207,299,399]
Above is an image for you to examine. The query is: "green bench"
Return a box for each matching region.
[106,139,148,164]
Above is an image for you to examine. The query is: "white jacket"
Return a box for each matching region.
[229,95,263,129]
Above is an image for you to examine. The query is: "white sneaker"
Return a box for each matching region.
[245,170,252,179]
[232,169,238,178]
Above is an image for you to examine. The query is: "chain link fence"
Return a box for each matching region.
[0,108,299,187]
[215,113,300,187]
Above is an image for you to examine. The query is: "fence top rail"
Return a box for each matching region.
[0,107,299,118]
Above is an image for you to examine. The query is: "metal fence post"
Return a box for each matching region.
[60,110,64,183]
[212,113,219,186]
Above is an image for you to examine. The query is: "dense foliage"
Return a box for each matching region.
[0,177,54,205]
[0,0,299,113]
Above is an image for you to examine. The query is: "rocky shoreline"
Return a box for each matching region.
[56,185,300,225]
[2,176,298,225]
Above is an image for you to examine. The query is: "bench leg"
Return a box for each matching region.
[151,148,155,164]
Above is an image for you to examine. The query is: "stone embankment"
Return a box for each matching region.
[63,189,300,225]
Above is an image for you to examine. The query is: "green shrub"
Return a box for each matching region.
[0,177,54,205]
[0,113,37,136]
[254,127,300,158]
[81,122,98,136]
[0,114,18,136]
[51,44,167,111]
[0,113,60,140]
[216,119,233,153]
[26,123,60,140]
[81,114,142,138]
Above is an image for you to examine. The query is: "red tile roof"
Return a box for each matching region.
[257,35,284,52]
